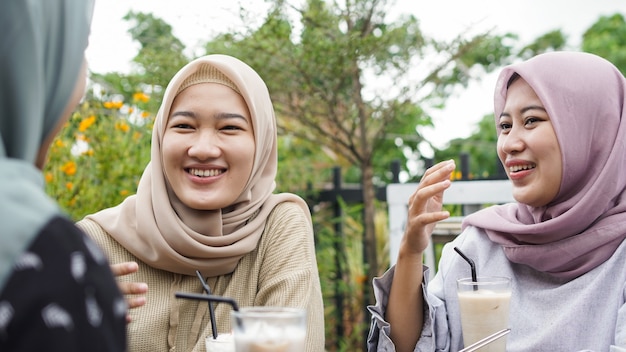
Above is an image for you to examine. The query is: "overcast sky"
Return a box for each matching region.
[86,0,626,149]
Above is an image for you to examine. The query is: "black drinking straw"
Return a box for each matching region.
[175,292,240,311]
[454,247,478,290]
[174,292,242,331]
[195,270,218,340]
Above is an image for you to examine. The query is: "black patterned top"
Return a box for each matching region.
[0,216,127,351]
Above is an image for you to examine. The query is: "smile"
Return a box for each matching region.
[509,163,536,173]
[187,168,225,177]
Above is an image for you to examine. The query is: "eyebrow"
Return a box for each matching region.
[170,110,249,123]
[499,105,547,119]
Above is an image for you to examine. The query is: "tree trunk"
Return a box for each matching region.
[361,159,378,306]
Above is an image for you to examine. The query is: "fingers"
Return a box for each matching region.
[117,281,148,296]
[420,159,455,185]
[125,294,147,310]
[408,160,455,214]
[109,261,148,324]
[110,261,139,277]
[401,160,456,254]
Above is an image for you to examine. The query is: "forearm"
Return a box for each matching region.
[386,248,425,352]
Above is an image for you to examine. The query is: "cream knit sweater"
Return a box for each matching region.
[78,202,325,352]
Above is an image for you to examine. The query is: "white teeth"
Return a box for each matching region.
[189,168,223,177]
[509,164,536,172]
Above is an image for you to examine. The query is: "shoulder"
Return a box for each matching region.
[263,201,313,243]
[255,201,315,260]
[268,200,310,221]
[35,217,109,266]
[75,218,137,265]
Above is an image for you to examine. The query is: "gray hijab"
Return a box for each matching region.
[0,0,95,291]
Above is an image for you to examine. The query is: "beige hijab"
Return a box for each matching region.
[87,54,310,277]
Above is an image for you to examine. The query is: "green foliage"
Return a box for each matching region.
[435,113,501,180]
[518,30,568,59]
[44,91,153,221]
[582,13,626,76]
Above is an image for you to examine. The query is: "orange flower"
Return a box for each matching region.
[140,111,150,119]
[44,172,53,183]
[132,92,150,103]
[103,101,124,110]
[65,182,73,190]
[355,274,368,285]
[54,139,65,148]
[78,115,96,132]
[119,189,129,196]
[115,121,130,133]
[61,161,76,176]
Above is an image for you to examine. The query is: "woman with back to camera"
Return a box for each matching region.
[0,0,128,351]
[78,54,325,352]
[368,51,626,351]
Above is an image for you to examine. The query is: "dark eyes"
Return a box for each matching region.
[499,117,543,132]
[168,123,244,131]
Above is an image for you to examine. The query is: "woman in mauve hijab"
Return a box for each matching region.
[368,51,626,352]
[0,0,127,351]
[78,54,325,352]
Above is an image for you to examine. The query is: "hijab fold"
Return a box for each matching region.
[0,0,94,290]
[464,52,626,279]
[87,55,311,277]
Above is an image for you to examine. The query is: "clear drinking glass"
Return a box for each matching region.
[205,333,235,352]
[457,276,511,352]
[231,307,306,352]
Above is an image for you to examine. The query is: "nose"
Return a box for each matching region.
[498,126,525,155]
[188,130,221,160]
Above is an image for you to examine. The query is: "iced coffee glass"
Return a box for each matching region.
[457,276,511,352]
[205,333,235,352]
[231,307,306,352]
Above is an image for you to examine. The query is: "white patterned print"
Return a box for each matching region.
[70,251,87,282]
[85,289,103,327]
[13,252,42,271]
[0,301,14,338]
[82,236,107,265]
[42,303,74,331]
[113,296,128,319]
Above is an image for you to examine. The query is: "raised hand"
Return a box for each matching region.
[401,159,455,256]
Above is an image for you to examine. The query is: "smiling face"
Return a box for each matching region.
[162,82,255,210]
[497,77,562,207]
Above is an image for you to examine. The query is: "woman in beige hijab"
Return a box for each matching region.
[78,54,325,352]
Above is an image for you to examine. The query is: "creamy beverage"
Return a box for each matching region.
[231,307,306,352]
[205,333,235,352]
[457,277,511,352]
[233,328,305,352]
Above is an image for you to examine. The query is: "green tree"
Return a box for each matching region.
[202,0,515,304]
[582,13,626,75]
[91,11,189,113]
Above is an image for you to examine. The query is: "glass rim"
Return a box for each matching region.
[230,306,305,317]
[457,276,511,285]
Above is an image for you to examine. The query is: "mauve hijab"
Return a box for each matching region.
[463,51,626,279]
[87,54,311,277]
